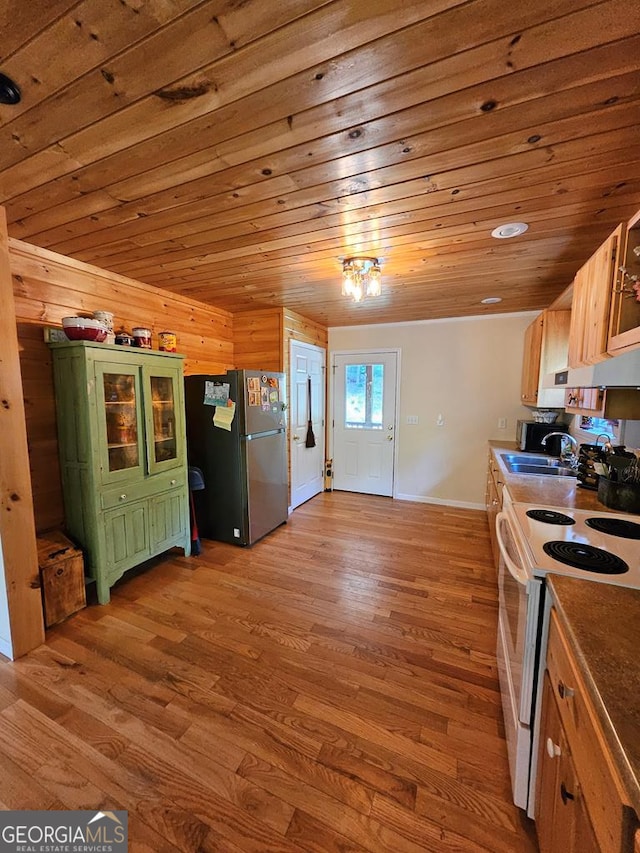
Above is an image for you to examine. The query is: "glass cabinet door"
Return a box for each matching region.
[144,365,184,474]
[100,367,143,478]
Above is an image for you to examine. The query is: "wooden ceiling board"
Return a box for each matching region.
[9,14,637,227]
[8,5,637,223]
[28,118,640,260]
[2,0,640,326]
[67,137,638,272]
[86,120,640,277]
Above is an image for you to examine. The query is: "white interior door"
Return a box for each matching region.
[332,351,398,496]
[290,341,326,510]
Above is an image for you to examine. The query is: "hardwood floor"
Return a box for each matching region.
[0,492,539,852]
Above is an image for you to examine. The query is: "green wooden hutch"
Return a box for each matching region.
[50,340,190,604]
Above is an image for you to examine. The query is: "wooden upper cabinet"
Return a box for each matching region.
[568,225,624,368]
[564,387,640,419]
[521,314,544,405]
[521,310,571,407]
[608,209,640,356]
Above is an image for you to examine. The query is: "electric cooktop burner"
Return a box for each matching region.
[585,517,640,540]
[543,541,629,574]
[526,509,576,525]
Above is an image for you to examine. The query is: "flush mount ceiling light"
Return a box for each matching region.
[342,257,382,302]
[481,296,503,304]
[491,221,529,239]
[0,73,21,105]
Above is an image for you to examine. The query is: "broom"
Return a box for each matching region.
[305,376,316,448]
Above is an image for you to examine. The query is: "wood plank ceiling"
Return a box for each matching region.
[1,0,640,327]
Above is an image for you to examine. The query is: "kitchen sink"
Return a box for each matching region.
[501,453,563,466]
[500,453,576,477]
[506,463,576,477]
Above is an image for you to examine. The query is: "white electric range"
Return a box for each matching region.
[495,489,640,818]
[512,502,640,588]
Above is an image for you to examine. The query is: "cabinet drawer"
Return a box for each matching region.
[101,473,184,509]
[546,610,635,853]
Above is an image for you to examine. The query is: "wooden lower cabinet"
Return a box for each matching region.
[536,609,639,852]
[535,673,599,853]
[485,451,503,568]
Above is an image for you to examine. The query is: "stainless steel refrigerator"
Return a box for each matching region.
[185,370,288,545]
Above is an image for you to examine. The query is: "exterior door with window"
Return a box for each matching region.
[332,351,397,496]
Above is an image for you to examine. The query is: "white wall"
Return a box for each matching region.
[329,312,535,508]
[0,535,13,660]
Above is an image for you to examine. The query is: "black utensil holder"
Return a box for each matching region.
[597,478,640,514]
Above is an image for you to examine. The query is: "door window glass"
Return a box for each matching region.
[103,373,139,471]
[344,363,383,429]
[151,375,177,463]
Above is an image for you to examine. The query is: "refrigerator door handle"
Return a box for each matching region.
[245,428,286,440]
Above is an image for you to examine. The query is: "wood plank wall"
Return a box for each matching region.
[234,307,328,503]
[233,308,284,372]
[9,238,235,533]
[0,214,45,658]
[234,307,328,373]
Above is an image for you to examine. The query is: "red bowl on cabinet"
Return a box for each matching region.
[62,317,108,342]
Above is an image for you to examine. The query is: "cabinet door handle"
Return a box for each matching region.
[120,494,127,501]
[558,680,575,699]
[170,479,176,485]
[560,782,575,804]
[546,737,561,759]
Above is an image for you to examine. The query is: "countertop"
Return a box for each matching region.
[548,575,640,816]
[488,442,640,814]
[489,440,611,511]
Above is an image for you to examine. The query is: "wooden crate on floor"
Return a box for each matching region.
[37,530,86,627]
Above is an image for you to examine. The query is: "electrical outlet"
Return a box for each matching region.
[233,528,240,538]
[406,415,419,425]
[43,327,67,343]
[498,417,507,429]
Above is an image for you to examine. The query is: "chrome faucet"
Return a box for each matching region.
[595,433,613,452]
[541,432,578,465]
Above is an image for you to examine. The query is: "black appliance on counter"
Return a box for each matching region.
[516,421,568,455]
[185,370,288,546]
[576,443,605,490]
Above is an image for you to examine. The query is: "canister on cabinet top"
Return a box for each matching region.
[132,327,152,348]
[158,331,177,352]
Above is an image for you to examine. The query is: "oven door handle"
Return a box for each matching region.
[496,511,529,586]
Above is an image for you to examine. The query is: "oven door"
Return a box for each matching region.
[496,511,541,726]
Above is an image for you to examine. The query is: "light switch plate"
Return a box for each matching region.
[406,415,419,425]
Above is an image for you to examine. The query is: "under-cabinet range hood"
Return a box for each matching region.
[542,349,640,389]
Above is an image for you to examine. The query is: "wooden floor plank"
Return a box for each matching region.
[0,492,537,852]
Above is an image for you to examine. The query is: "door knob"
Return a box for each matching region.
[293,435,300,441]
[386,435,393,441]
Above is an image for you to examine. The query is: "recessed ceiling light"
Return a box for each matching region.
[481,296,503,304]
[0,73,21,105]
[491,222,529,239]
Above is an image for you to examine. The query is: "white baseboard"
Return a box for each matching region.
[0,637,14,661]
[394,492,485,511]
